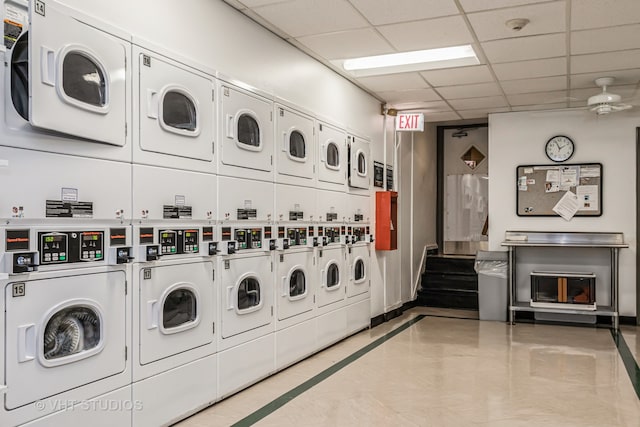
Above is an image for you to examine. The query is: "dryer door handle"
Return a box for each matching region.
[282,276,288,297]
[320,269,325,288]
[226,115,234,139]
[320,144,326,163]
[146,89,159,119]
[147,300,159,329]
[282,132,288,152]
[226,286,234,310]
[17,324,36,363]
[40,46,55,87]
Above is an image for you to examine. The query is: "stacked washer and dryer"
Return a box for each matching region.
[0,2,133,426]
[0,1,375,425]
[130,39,219,426]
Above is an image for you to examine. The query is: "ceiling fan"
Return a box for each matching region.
[587,77,633,115]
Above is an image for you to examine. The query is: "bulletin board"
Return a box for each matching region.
[516,163,602,217]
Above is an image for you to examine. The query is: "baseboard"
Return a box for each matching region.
[620,316,637,325]
[370,300,418,329]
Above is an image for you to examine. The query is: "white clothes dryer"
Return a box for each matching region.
[217,78,273,182]
[1,0,131,161]
[315,244,347,349]
[317,120,347,192]
[133,39,216,173]
[348,134,371,191]
[0,222,133,427]
[274,102,315,186]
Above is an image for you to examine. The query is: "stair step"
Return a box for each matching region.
[417,289,478,310]
[426,256,476,274]
[422,271,477,291]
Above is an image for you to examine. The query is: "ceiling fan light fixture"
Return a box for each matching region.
[586,76,632,115]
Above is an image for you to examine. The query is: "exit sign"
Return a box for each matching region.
[395,113,424,132]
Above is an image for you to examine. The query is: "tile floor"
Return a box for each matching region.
[177,308,640,426]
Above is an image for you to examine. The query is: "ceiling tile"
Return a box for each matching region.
[349,0,459,26]
[571,50,640,74]
[391,100,452,112]
[501,76,567,94]
[253,0,368,37]
[571,0,640,30]
[482,33,565,63]
[357,73,429,92]
[506,90,570,106]
[493,57,567,80]
[377,15,474,51]
[420,65,494,86]
[377,88,442,103]
[424,111,462,122]
[468,2,565,42]
[571,25,640,55]
[297,28,394,60]
[437,82,502,99]
[449,96,508,110]
[511,102,569,111]
[459,0,550,13]
[458,107,510,119]
[570,69,640,89]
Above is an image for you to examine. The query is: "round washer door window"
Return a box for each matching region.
[11,32,29,120]
[357,151,366,176]
[43,305,101,361]
[238,277,261,310]
[354,258,366,282]
[289,131,306,160]
[326,142,340,169]
[163,288,198,329]
[238,114,260,148]
[289,268,306,298]
[327,263,340,289]
[162,91,197,133]
[62,51,107,108]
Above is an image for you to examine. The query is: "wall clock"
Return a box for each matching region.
[545,135,574,162]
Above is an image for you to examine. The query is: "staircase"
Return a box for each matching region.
[416,255,478,310]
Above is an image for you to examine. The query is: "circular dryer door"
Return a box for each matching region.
[318,259,344,308]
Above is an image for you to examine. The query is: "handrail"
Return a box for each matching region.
[412,243,437,300]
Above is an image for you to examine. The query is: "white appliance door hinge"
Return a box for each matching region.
[271,306,273,316]
[212,89,215,101]
[125,346,128,361]
[270,155,273,165]
[213,269,215,282]
[212,142,215,155]
[125,122,128,137]
[212,322,215,335]
[270,262,273,272]
[125,280,128,295]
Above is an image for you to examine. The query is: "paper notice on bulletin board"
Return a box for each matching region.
[576,185,598,211]
[552,190,580,221]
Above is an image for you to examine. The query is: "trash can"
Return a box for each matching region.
[474,250,508,321]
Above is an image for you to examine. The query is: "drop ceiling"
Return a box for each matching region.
[223,0,640,122]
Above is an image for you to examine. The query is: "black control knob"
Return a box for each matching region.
[269,239,277,251]
[146,245,161,261]
[209,242,219,256]
[227,242,236,255]
[116,247,134,264]
[282,239,290,250]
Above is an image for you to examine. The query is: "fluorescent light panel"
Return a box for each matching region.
[336,45,480,77]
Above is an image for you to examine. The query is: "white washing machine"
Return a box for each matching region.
[0,222,133,427]
[0,0,131,161]
[131,165,218,426]
[348,134,371,191]
[217,77,273,182]
[132,39,216,173]
[317,120,347,192]
[274,102,315,186]
[0,146,131,221]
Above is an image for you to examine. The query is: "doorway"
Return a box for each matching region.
[437,124,489,255]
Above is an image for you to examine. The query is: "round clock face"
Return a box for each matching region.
[545,135,574,162]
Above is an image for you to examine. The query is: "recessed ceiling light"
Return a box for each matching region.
[339,45,479,77]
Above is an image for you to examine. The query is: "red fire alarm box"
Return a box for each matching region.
[375,191,397,250]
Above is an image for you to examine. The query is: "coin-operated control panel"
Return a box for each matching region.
[286,227,307,248]
[322,226,343,246]
[221,226,272,254]
[39,231,104,264]
[158,229,200,255]
[352,226,372,244]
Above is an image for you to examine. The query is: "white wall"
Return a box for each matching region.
[488,109,639,316]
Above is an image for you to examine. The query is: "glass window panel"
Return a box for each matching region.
[327,143,339,167]
[355,259,365,281]
[327,263,339,288]
[289,269,306,297]
[163,288,197,329]
[163,91,197,131]
[357,152,366,174]
[289,131,305,159]
[238,277,261,310]
[461,146,485,170]
[11,32,29,120]
[43,306,100,360]
[238,114,260,147]
[62,52,106,107]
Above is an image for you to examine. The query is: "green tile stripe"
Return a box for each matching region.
[610,329,640,400]
[230,314,427,427]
